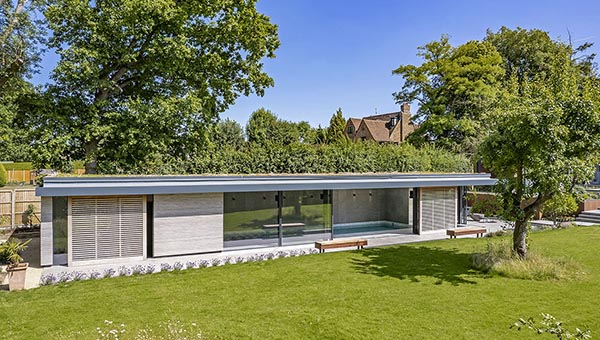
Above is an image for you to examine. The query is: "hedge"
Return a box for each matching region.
[0,162,6,187]
[189,143,471,175]
[98,142,472,175]
[1,162,33,171]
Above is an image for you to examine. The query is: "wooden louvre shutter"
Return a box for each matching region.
[71,196,144,263]
[96,198,120,259]
[71,198,97,262]
[119,197,144,258]
[421,191,435,232]
[420,188,456,232]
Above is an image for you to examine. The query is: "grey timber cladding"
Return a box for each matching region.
[153,193,223,257]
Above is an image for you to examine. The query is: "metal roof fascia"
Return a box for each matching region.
[36,176,497,197]
[40,173,493,184]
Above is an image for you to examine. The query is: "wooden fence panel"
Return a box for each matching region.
[6,170,33,184]
[0,191,11,227]
[15,189,41,225]
[0,189,40,227]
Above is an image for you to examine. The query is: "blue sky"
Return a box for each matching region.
[32,0,599,127]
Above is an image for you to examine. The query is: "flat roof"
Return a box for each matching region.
[36,173,497,197]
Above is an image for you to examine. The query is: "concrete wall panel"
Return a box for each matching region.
[384,188,410,224]
[333,189,385,224]
[153,193,223,256]
[40,196,53,266]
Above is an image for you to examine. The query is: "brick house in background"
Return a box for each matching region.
[346,103,416,144]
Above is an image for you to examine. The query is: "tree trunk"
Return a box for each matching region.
[513,218,528,258]
[84,140,98,174]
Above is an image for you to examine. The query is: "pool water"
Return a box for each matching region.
[333,223,410,235]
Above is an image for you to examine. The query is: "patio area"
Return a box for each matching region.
[4,219,506,290]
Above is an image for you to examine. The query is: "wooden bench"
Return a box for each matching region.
[315,239,367,253]
[446,227,487,239]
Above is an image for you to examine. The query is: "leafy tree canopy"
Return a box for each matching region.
[0,0,45,90]
[212,118,245,150]
[479,48,600,257]
[0,0,45,162]
[38,0,279,173]
[485,27,596,83]
[246,108,316,147]
[394,36,504,153]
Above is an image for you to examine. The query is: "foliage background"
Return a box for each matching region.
[98,142,470,175]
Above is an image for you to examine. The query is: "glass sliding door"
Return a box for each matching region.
[282,190,332,245]
[332,189,412,237]
[223,190,332,250]
[223,192,279,249]
[52,196,68,265]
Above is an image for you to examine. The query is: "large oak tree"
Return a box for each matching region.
[43,0,279,173]
[0,0,45,161]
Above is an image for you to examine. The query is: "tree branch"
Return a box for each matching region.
[0,0,27,46]
[94,24,159,101]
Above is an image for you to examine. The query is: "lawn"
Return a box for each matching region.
[1,227,599,339]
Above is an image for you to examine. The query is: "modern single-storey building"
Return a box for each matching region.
[36,173,496,267]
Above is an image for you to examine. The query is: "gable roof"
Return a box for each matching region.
[348,118,362,129]
[364,111,402,121]
[361,119,391,142]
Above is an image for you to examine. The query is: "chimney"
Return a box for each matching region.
[401,102,411,114]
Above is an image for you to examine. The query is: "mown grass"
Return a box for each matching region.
[1,227,599,339]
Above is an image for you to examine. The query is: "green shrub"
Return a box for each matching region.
[72,160,85,170]
[543,193,578,227]
[0,239,31,265]
[0,162,7,187]
[1,162,33,171]
[512,313,592,339]
[471,240,585,281]
[470,194,503,216]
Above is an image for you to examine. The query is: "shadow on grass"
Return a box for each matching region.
[352,245,485,285]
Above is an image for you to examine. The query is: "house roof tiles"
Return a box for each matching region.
[349,118,362,129]
[361,120,391,142]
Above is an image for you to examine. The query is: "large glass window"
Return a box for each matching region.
[282,190,332,245]
[223,190,332,249]
[332,189,412,237]
[223,192,279,249]
[52,196,68,255]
